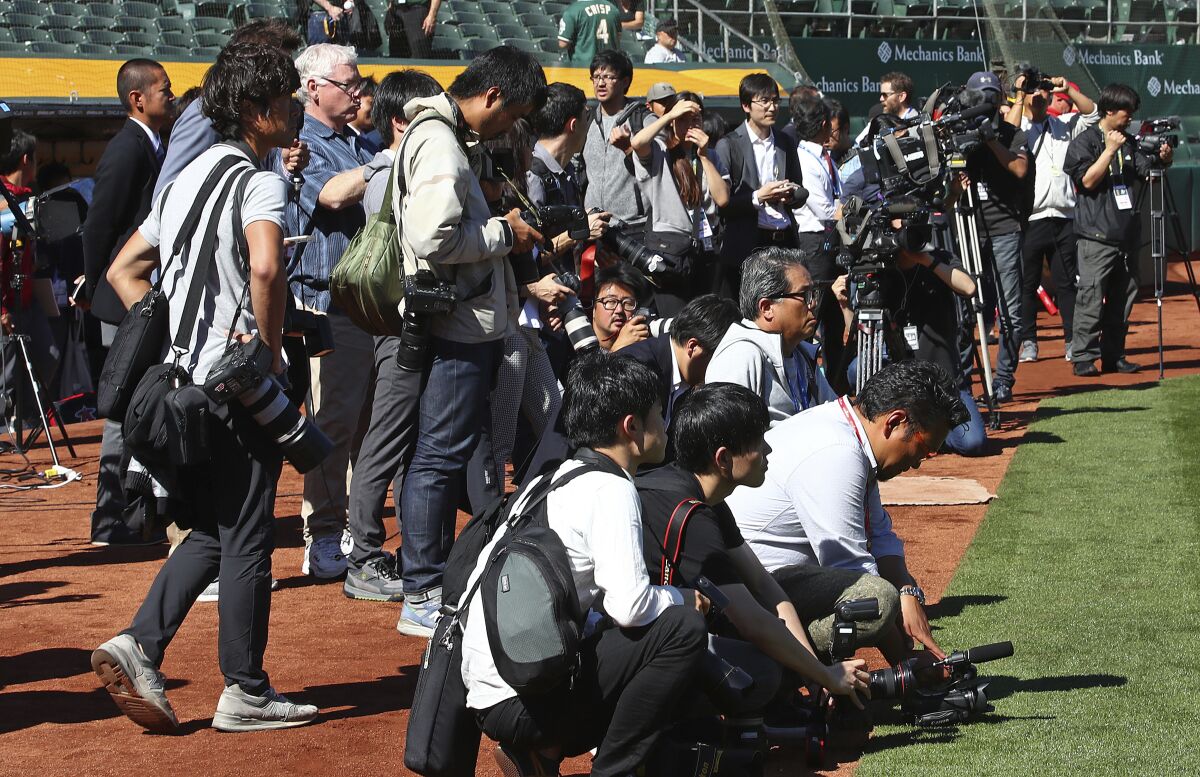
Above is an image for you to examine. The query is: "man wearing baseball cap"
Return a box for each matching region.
[950,70,1031,405]
[645,17,685,64]
[645,81,677,117]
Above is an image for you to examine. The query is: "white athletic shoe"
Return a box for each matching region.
[302,535,348,578]
[196,577,279,603]
[212,685,318,732]
[91,633,179,733]
[340,527,354,556]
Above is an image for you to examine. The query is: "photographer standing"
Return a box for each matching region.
[92,44,317,733]
[956,71,1031,404]
[394,46,545,637]
[1005,73,1097,364]
[630,90,730,315]
[1064,83,1173,376]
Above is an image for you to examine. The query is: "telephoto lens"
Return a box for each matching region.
[396,310,431,372]
[560,297,599,351]
[238,376,334,473]
[868,660,915,700]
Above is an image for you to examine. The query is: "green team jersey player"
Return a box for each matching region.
[559,0,622,66]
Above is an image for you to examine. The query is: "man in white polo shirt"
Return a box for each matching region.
[724,360,969,663]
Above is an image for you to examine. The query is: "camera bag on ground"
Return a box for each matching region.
[123,160,257,483]
[97,156,249,419]
[329,111,455,336]
[403,457,605,777]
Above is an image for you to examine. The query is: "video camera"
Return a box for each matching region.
[870,641,1014,726]
[1136,116,1181,158]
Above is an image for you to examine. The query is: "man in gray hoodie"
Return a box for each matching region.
[705,247,837,427]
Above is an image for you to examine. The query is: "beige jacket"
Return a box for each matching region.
[394,93,516,343]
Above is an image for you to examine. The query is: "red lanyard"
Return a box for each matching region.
[837,397,872,551]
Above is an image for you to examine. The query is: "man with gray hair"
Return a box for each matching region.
[704,247,836,426]
[283,42,375,579]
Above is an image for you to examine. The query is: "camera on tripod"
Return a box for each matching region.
[836,195,933,276]
[1136,116,1181,158]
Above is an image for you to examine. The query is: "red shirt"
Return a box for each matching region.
[1,179,35,315]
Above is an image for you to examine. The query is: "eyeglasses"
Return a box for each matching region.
[879,90,897,98]
[320,76,363,97]
[596,296,638,312]
[773,286,820,308]
[591,73,622,83]
[751,97,780,107]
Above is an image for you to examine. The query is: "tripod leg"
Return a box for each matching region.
[14,335,62,469]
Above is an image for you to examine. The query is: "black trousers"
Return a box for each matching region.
[125,403,283,695]
[387,2,432,58]
[796,230,848,393]
[478,606,708,777]
[1020,216,1078,344]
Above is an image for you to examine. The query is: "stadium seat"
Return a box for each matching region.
[11,27,51,42]
[123,0,161,17]
[536,36,560,53]
[194,29,230,46]
[459,22,500,41]
[452,10,488,25]
[0,41,26,51]
[51,28,87,44]
[87,29,123,44]
[192,15,233,31]
[29,40,77,53]
[478,0,510,14]
[7,13,44,29]
[78,15,119,30]
[161,30,195,46]
[115,15,157,32]
[543,1,567,16]
[50,3,87,17]
[115,42,155,54]
[42,15,83,31]
[466,37,496,55]
[197,0,238,17]
[244,1,284,18]
[194,45,222,55]
[512,1,542,14]
[495,22,530,39]
[526,22,559,38]
[619,36,646,59]
[158,16,193,33]
[153,43,193,55]
[501,37,538,52]
[0,27,13,41]
[10,0,43,15]
[125,30,159,45]
[487,11,518,25]
[76,41,114,52]
[534,49,563,66]
[84,2,123,18]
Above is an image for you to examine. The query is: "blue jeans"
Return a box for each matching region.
[400,335,502,599]
[944,389,987,456]
[980,231,1024,389]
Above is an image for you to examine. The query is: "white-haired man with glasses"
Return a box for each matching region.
[705,246,836,426]
[282,42,376,580]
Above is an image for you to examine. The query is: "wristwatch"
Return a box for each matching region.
[899,584,926,606]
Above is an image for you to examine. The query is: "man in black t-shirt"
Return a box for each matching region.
[957,72,1031,404]
[636,383,876,713]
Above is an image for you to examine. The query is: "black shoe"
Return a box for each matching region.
[91,522,167,547]
[494,744,561,777]
[1073,361,1101,377]
[1102,358,1141,374]
[992,384,1013,403]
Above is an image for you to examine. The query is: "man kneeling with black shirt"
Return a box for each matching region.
[637,382,871,713]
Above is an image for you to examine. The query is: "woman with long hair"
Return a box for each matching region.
[629,90,730,315]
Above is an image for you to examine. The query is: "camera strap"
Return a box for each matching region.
[651,498,704,587]
[837,397,872,552]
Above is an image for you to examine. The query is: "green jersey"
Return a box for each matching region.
[558,0,621,66]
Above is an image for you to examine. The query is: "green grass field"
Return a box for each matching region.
[855,376,1200,777]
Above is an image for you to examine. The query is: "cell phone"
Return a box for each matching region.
[283,235,312,246]
[70,277,86,303]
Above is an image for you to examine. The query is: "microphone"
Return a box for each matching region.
[965,641,1015,664]
[935,102,995,126]
[882,197,926,216]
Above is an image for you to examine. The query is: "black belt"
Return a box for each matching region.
[757,227,793,244]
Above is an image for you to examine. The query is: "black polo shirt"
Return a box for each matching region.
[1064,124,1155,250]
[636,464,745,587]
[964,121,1030,237]
[880,252,966,379]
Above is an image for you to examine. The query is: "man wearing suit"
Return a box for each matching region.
[715,73,808,302]
[81,58,175,545]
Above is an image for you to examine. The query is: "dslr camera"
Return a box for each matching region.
[396,268,457,373]
[1012,63,1054,94]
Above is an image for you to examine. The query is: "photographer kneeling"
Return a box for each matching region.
[630,90,731,316]
[461,352,708,777]
[637,382,870,712]
[726,360,970,664]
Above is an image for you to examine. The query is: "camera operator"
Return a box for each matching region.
[393,46,545,637]
[1064,83,1172,376]
[461,351,709,777]
[1,130,60,434]
[853,71,919,145]
[630,90,730,315]
[582,51,652,238]
[637,382,871,708]
[952,71,1031,404]
[339,69,442,602]
[1005,72,1097,364]
[706,247,836,427]
[725,360,970,664]
[715,74,808,301]
[91,43,318,733]
[80,58,176,547]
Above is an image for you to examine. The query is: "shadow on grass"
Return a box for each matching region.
[927,594,1007,619]
[984,673,1127,701]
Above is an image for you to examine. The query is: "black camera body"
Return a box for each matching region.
[523,203,590,243]
[396,268,458,373]
[830,597,880,661]
[1137,116,1181,158]
[869,641,1014,727]
[203,338,273,405]
[836,195,933,285]
[1013,64,1053,94]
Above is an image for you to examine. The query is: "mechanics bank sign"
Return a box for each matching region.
[1062,45,1165,68]
[877,41,985,65]
[1056,42,1200,111]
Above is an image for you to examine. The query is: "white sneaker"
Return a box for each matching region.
[212,685,318,732]
[302,535,348,578]
[196,577,279,603]
[91,633,179,733]
[340,527,354,556]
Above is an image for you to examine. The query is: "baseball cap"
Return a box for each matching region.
[657,18,678,34]
[967,71,1003,93]
[646,82,677,103]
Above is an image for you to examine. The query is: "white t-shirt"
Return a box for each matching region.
[644,44,685,64]
[460,459,683,711]
[139,144,287,383]
[1020,108,1099,220]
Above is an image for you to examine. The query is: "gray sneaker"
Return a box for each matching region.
[343,556,405,602]
[91,633,179,733]
[212,685,318,732]
[1019,340,1039,363]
